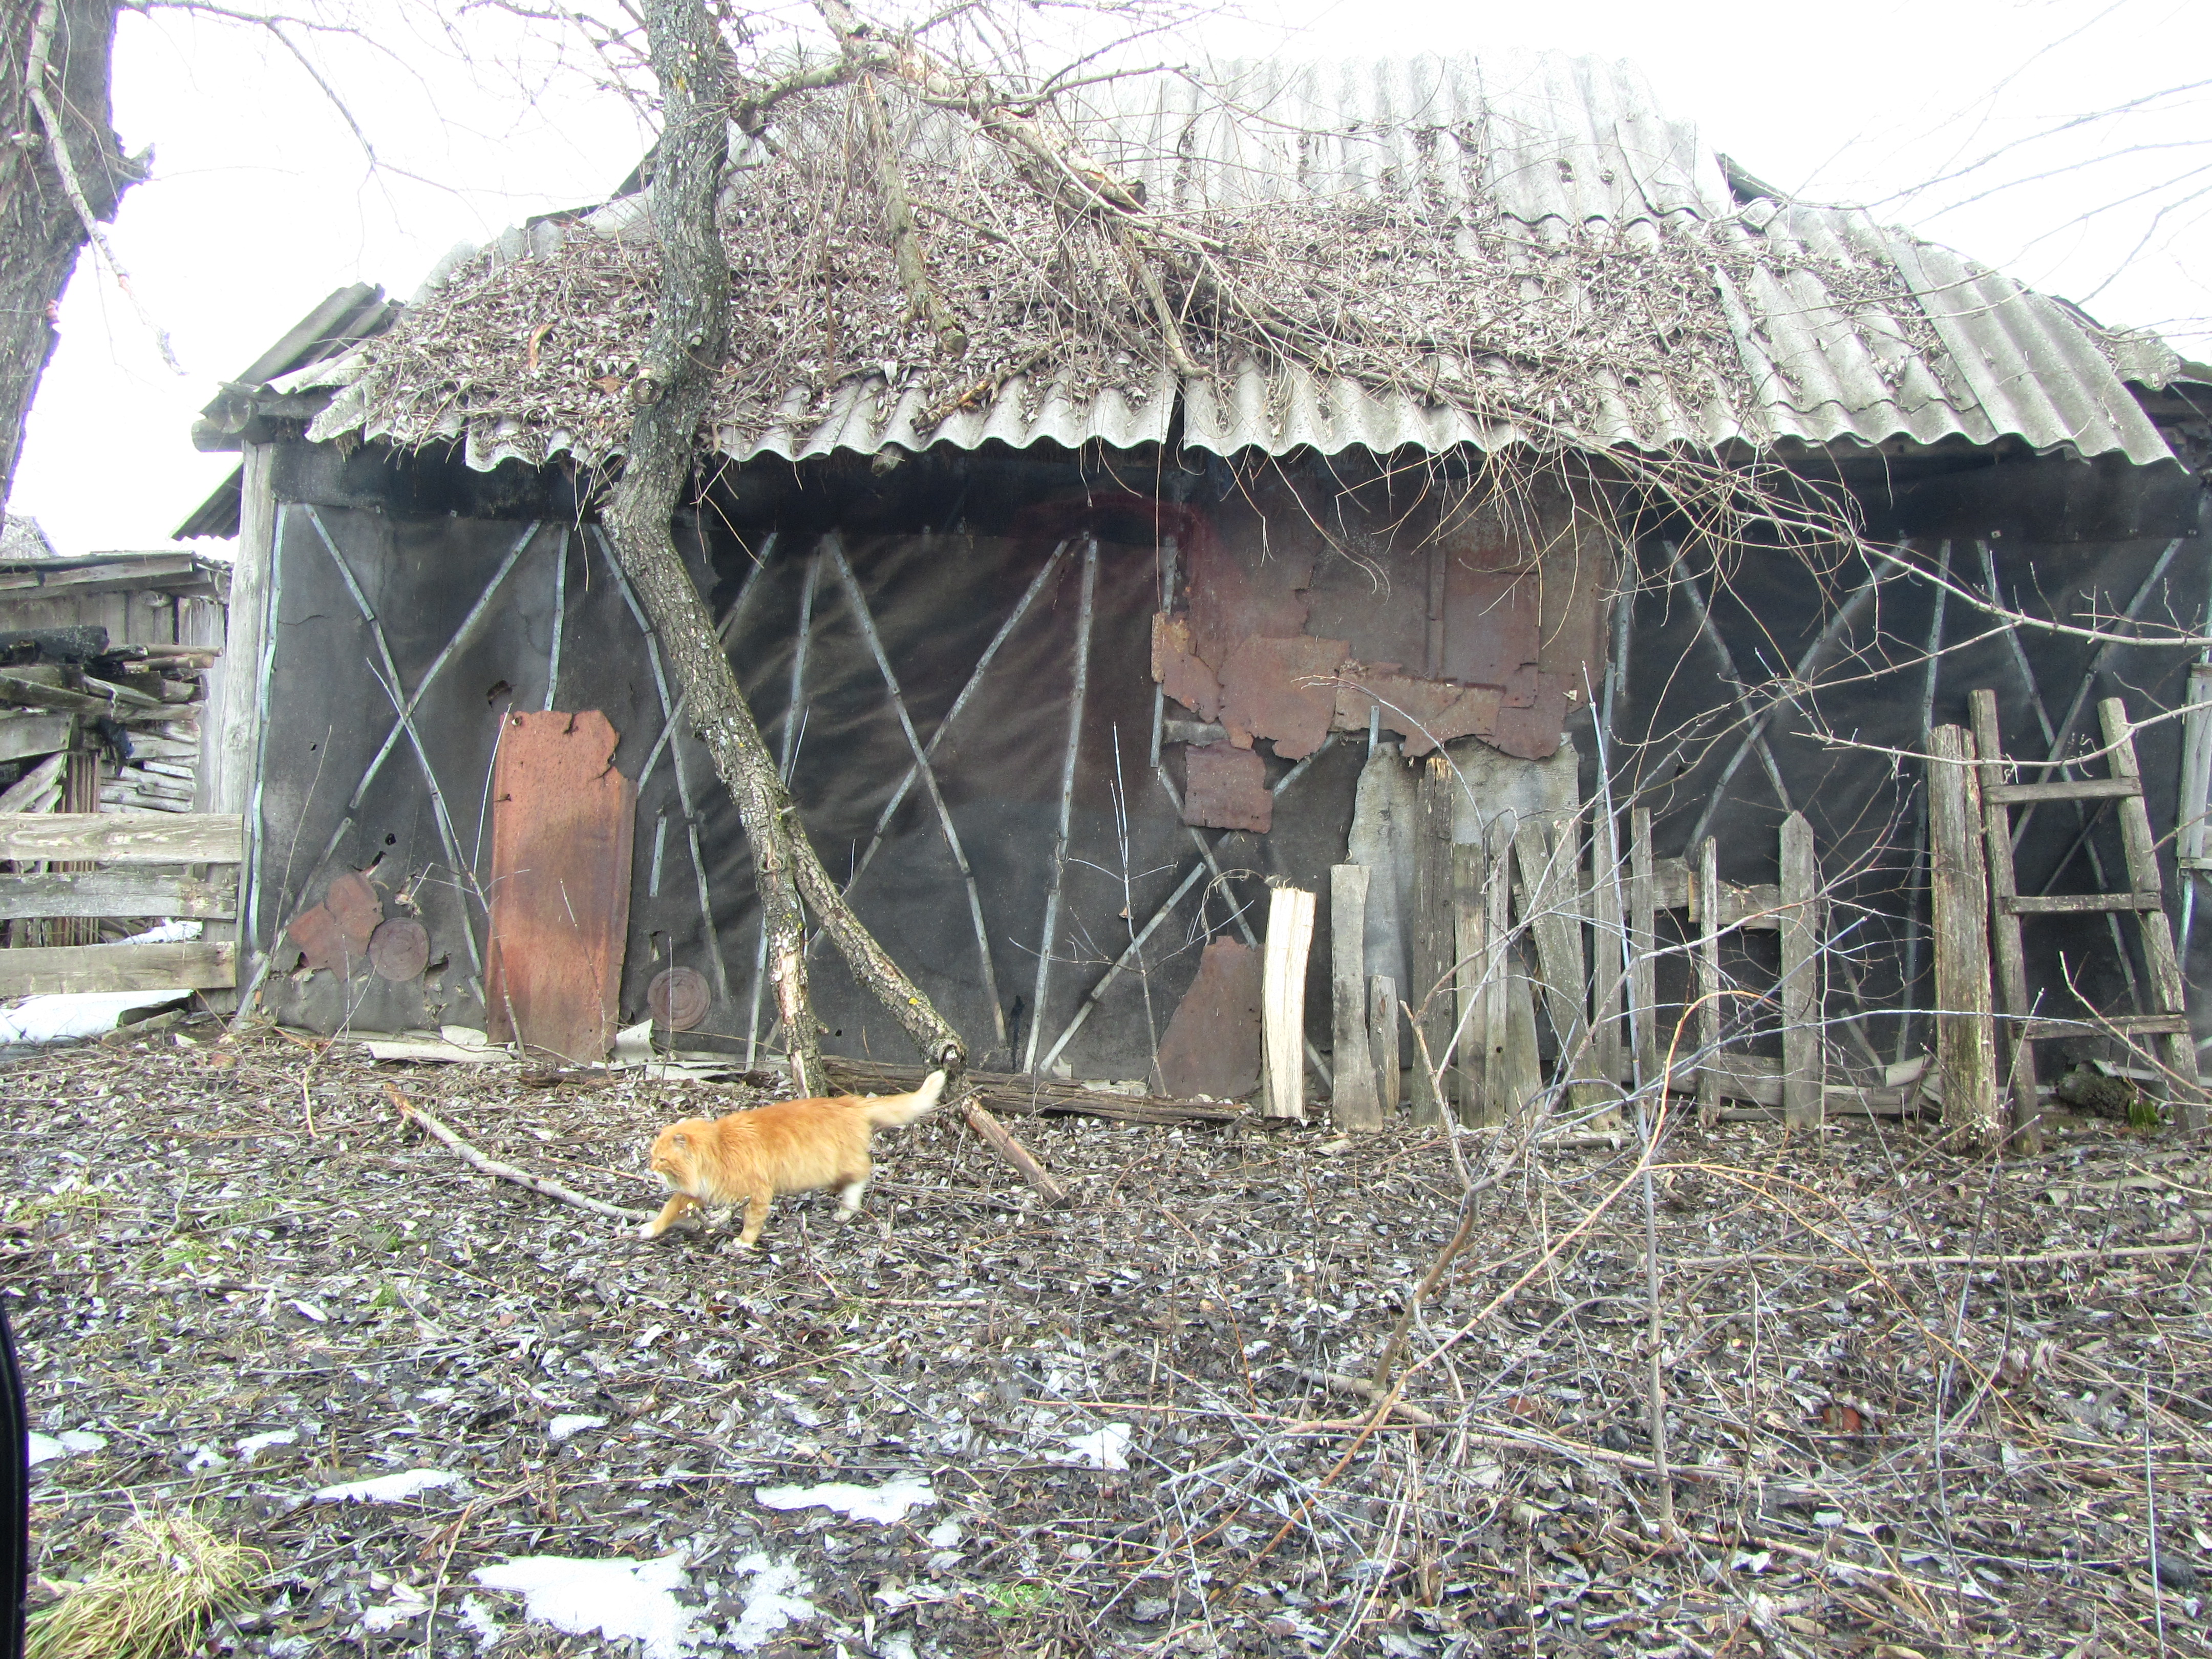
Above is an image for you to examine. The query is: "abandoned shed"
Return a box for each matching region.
[175,52,2211,1137]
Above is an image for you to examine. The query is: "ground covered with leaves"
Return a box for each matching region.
[5,1021,2212,1657]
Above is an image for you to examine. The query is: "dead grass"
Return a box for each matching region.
[26,1506,264,1659]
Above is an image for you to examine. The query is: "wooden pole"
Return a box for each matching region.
[1409,754,1454,1125]
[1968,689,2041,1153]
[1483,813,1516,1120]
[1928,724,2000,1147]
[1591,799,1626,1084]
[1696,836,1721,1128]
[1629,807,1657,1088]
[1778,811,1821,1131]
[2101,696,2204,1128]
[1368,974,1400,1117]
[1329,865,1382,1130]
[1452,841,1489,1124]
[1263,884,1316,1121]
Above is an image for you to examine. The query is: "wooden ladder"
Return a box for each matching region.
[1967,689,2202,1145]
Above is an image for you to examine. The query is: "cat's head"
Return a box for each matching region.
[648,1120,714,1191]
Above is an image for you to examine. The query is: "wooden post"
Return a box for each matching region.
[1778,811,1821,1131]
[1263,884,1317,1121]
[1696,836,1721,1127]
[1928,724,2000,1147]
[1409,754,1454,1125]
[1369,974,1400,1116]
[1482,814,1516,1120]
[1453,841,1489,1124]
[1591,800,1626,1084]
[1630,807,1657,1088]
[1969,689,2041,1153]
[2102,697,2204,1128]
[1515,816,1606,1118]
[1330,865,1382,1130]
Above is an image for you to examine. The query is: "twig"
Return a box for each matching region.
[385,1083,648,1224]
[1290,1368,1439,1427]
[955,1091,1070,1208]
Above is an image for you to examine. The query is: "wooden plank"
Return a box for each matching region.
[0,670,156,716]
[2180,664,2212,868]
[1368,974,1400,1115]
[1629,806,1657,1087]
[1929,724,2000,1146]
[0,813,241,865]
[1590,802,1626,1084]
[2102,696,2203,1126]
[0,940,235,996]
[1499,953,1542,1120]
[0,753,68,814]
[0,714,72,764]
[1329,866,1382,1131]
[1646,857,1782,928]
[2027,1013,2191,1039]
[1779,811,1821,1130]
[1407,754,1454,1126]
[1970,690,2041,1153]
[1452,841,1490,1124]
[2003,892,2162,914]
[1481,815,1515,1120]
[1514,815,1605,1118]
[1983,778,2139,805]
[0,868,237,921]
[1262,885,1316,1121]
[1696,836,1721,1126]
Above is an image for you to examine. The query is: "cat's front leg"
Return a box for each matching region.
[640,1192,696,1239]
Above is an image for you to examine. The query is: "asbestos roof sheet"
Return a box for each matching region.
[296,52,2181,472]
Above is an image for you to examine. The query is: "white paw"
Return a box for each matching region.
[638,1222,661,1240]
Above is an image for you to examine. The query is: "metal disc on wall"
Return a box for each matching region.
[648,967,711,1031]
[368,917,431,982]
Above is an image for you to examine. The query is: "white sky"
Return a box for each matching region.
[14,0,2209,557]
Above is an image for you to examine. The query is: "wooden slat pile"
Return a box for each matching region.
[0,631,210,816]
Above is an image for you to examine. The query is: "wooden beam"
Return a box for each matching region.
[0,813,241,865]
[1778,811,1821,1131]
[1928,724,2000,1147]
[1262,884,1316,1121]
[2102,696,2203,1128]
[1590,801,1626,1084]
[1696,836,1721,1128]
[0,714,71,764]
[0,940,235,996]
[1969,688,2040,1152]
[1329,865,1382,1131]
[1408,754,1454,1126]
[1368,974,1400,1117]
[1629,807,1657,1087]
[0,868,238,920]
[1515,816,1606,1118]
[1452,841,1489,1123]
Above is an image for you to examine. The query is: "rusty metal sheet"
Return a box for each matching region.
[1182,741,1272,833]
[369,916,430,981]
[648,966,712,1031]
[1156,936,1263,1101]
[484,709,636,1063]
[1332,665,1504,758]
[1441,560,1540,700]
[1185,534,1312,671]
[1151,611,1222,722]
[1218,634,1347,760]
[326,870,384,951]
[285,903,348,974]
[1487,674,1572,760]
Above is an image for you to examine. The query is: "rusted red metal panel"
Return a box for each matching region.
[483,710,636,1062]
[1332,666,1506,758]
[1183,742,1272,832]
[1157,937,1262,1100]
[1151,611,1223,721]
[1185,534,1313,669]
[1218,635,1347,760]
[1441,560,1540,701]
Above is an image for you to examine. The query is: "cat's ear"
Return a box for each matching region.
[669,1131,689,1150]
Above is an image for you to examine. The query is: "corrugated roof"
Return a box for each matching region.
[298,52,2181,471]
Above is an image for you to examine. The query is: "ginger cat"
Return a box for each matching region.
[639,1070,947,1248]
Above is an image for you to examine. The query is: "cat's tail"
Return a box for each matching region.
[860,1069,948,1129]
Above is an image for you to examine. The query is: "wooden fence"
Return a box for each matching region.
[0,814,241,996]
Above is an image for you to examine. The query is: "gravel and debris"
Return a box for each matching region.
[7,1019,2212,1656]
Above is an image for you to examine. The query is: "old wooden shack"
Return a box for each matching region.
[177,53,2211,1134]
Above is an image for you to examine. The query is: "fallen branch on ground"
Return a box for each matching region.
[1290,1367,1440,1426]
[387,1083,650,1225]
[956,1091,1070,1208]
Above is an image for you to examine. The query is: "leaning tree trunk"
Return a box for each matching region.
[0,0,137,517]
[606,0,968,1091]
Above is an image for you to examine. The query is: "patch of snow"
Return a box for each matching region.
[754,1476,934,1524]
[1060,1423,1132,1471]
[877,1633,920,1659]
[120,920,202,945]
[471,1551,693,1659]
[926,1519,962,1547]
[236,1429,297,1461]
[186,1444,229,1472]
[546,1413,607,1442]
[457,1596,502,1649]
[313,1469,460,1504]
[0,989,186,1044]
[728,1552,814,1650]
[27,1429,106,1465]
